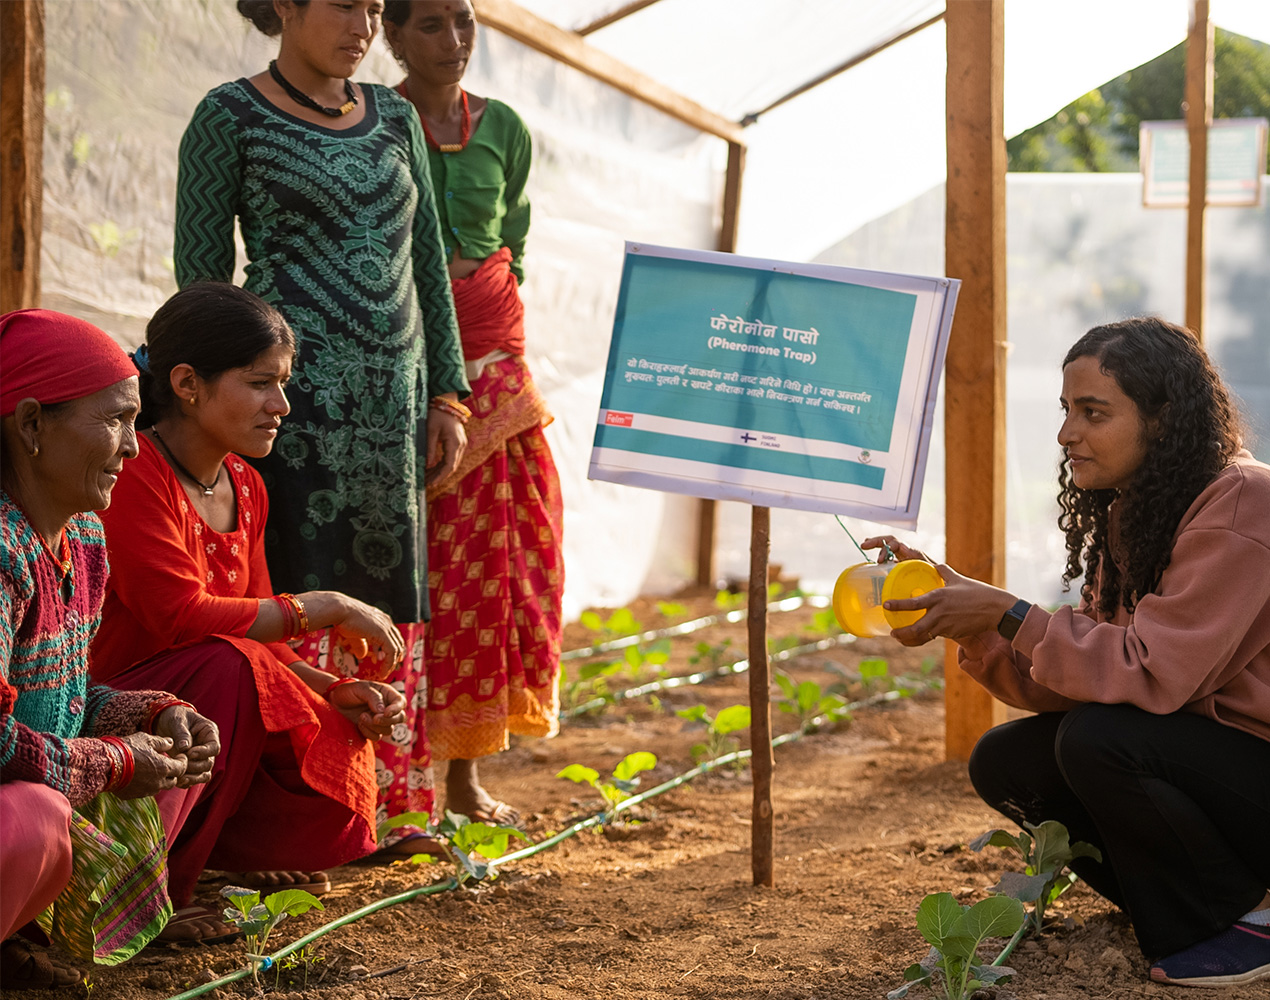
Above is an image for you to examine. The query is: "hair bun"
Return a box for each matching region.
[237,0,284,36]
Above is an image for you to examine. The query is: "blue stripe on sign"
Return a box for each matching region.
[594,425,886,489]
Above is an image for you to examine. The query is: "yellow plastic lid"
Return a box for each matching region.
[831,562,873,637]
[881,559,945,629]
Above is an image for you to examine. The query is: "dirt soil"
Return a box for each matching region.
[27,594,1270,1000]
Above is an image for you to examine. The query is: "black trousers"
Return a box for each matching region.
[968,705,1270,959]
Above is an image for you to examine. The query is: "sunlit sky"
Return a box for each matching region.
[731,0,1270,260]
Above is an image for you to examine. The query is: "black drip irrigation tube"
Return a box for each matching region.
[560,594,830,662]
[561,632,856,719]
[162,688,905,1000]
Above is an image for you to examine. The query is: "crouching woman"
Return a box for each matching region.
[89,284,411,908]
[0,309,220,987]
[869,318,1270,987]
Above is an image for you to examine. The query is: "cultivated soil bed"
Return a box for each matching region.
[33,594,1270,1000]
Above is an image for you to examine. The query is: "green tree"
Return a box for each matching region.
[1009,28,1270,172]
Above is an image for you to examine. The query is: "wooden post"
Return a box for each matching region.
[747,504,774,887]
[695,140,747,588]
[0,0,44,313]
[1184,0,1213,341]
[943,0,1008,759]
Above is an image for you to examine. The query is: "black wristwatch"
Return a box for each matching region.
[996,599,1032,641]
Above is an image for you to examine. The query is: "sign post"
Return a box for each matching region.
[589,244,959,884]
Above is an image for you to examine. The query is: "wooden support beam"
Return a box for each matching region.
[575,0,663,37]
[695,141,747,589]
[1185,0,1213,341]
[740,12,945,126]
[475,0,744,145]
[747,505,774,887]
[943,0,1008,760]
[0,0,44,313]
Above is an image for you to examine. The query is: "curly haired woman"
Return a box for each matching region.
[866,317,1270,987]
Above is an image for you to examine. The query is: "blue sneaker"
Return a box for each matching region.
[1150,921,1270,987]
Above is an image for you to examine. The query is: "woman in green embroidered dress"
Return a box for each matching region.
[173,0,469,849]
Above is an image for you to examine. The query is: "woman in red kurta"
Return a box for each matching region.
[89,283,409,902]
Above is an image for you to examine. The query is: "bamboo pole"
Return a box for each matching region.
[0,0,44,313]
[943,0,1008,759]
[1184,0,1213,341]
[747,505,774,887]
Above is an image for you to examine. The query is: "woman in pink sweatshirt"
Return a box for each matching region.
[867,317,1270,987]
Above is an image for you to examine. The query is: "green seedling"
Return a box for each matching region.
[656,600,688,618]
[622,639,671,680]
[970,819,1102,934]
[713,589,745,611]
[888,892,1025,1000]
[774,672,850,733]
[579,606,642,639]
[557,751,658,824]
[379,809,530,886]
[676,703,751,763]
[220,885,325,982]
[559,659,624,714]
[277,944,325,989]
[858,657,892,693]
[806,607,843,636]
[893,656,944,696]
[688,638,733,670]
[767,634,801,655]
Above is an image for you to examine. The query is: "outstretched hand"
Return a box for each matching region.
[861,535,1020,645]
[328,679,408,741]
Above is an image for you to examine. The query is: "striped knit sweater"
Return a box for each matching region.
[0,493,170,807]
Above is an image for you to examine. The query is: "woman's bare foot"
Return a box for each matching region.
[444,758,521,825]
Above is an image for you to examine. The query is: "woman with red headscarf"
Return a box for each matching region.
[0,309,218,987]
[380,0,563,825]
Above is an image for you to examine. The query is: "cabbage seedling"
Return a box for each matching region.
[558,751,658,824]
[378,809,529,885]
[220,886,324,982]
[887,892,1024,1000]
[970,819,1102,934]
[774,672,850,733]
[676,703,751,763]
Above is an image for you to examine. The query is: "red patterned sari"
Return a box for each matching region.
[425,249,563,760]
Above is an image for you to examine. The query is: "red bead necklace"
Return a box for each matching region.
[401,84,471,152]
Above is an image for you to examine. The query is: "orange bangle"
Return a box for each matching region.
[324,677,359,701]
[429,396,471,424]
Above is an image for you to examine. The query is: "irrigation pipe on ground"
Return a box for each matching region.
[561,632,856,719]
[561,595,830,661]
[162,688,906,1000]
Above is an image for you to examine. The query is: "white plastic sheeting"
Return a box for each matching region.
[40,0,1270,617]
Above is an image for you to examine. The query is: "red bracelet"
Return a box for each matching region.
[277,593,309,636]
[323,677,359,701]
[273,594,297,638]
[146,698,195,734]
[429,396,472,425]
[101,736,135,793]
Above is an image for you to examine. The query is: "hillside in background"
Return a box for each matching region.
[1009,27,1270,172]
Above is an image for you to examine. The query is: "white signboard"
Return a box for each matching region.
[1141,117,1268,208]
[588,244,959,528]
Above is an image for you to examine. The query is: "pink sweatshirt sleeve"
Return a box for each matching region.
[961,461,1270,715]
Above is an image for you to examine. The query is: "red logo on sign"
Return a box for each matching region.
[605,411,634,427]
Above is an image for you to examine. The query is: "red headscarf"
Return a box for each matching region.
[0,309,137,416]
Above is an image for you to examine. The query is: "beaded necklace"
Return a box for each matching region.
[269,60,357,117]
[403,85,472,152]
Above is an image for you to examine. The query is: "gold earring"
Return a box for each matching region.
[31,445,39,458]
[189,396,196,405]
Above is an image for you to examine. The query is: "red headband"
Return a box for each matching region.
[0,309,137,417]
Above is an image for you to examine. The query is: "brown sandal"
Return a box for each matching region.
[0,938,81,990]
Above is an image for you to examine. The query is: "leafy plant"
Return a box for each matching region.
[557,751,658,824]
[713,589,745,611]
[379,809,530,886]
[768,634,801,655]
[621,639,671,680]
[805,607,843,636]
[277,944,325,989]
[579,606,642,639]
[676,703,751,763]
[559,658,624,714]
[774,672,850,733]
[893,656,944,696]
[970,820,1102,934]
[656,600,688,618]
[888,892,1024,1000]
[858,657,892,693]
[688,638,733,670]
[220,886,325,982]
